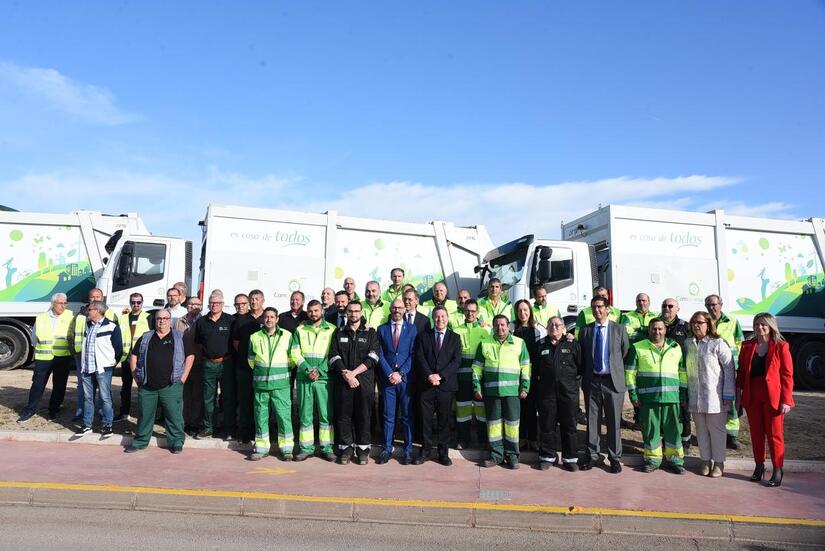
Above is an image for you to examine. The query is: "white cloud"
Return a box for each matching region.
[695,200,799,219]
[0,61,140,125]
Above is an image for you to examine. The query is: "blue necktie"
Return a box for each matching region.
[594,325,605,374]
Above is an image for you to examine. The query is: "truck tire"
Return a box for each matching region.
[0,324,30,370]
[794,338,825,391]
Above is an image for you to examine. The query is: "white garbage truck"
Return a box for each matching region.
[475,204,825,389]
[0,209,191,370]
[198,204,494,313]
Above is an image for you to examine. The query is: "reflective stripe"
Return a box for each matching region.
[484,380,519,388]
[368,352,379,361]
[638,386,681,394]
[253,373,290,382]
[329,355,342,364]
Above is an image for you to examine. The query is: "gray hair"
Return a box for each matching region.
[51,292,68,304]
[209,289,224,302]
[87,301,108,315]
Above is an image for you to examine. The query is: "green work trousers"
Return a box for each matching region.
[133,382,185,450]
[456,376,486,445]
[253,387,293,455]
[203,360,223,433]
[485,395,520,464]
[640,402,684,467]
[297,378,334,454]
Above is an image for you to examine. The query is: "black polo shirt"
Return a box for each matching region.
[131,331,195,390]
[231,312,264,362]
[194,312,234,359]
[278,310,308,334]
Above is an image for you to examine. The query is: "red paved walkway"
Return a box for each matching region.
[2,440,823,521]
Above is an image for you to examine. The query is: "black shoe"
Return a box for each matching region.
[504,458,519,470]
[100,426,113,437]
[481,459,499,468]
[399,455,412,465]
[124,446,142,454]
[114,413,131,423]
[47,412,58,422]
[609,460,622,474]
[726,435,741,450]
[293,452,310,462]
[376,451,391,465]
[767,467,783,487]
[579,458,593,471]
[439,455,452,467]
[323,452,337,462]
[75,425,92,436]
[640,463,657,473]
[16,411,34,424]
[563,462,579,472]
[666,463,686,475]
[356,453,368,465]
[338,451,352,465]
[539,461,552,471]
[576,410,587,426]
[281,452,293,462]
[170,447,183,455]
[750,463,766,482]
[194,429,212,439]
[413,451,432,465]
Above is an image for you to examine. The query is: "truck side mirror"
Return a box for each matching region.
[537,247,552,283]
[116,241,134,286]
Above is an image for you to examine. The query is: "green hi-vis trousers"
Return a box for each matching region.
[253,387,294,456]
[484,395,520,463]
[456,376,486,444]
[297,378,333,454]
[640,403,684,467]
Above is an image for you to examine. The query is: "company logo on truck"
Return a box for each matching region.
[229,230,311,247]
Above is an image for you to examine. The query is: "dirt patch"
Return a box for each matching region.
[1,369,823,460]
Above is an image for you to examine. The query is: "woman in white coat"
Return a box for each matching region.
[684,310,735,477]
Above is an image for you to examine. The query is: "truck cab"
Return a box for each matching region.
[476,235,596,327]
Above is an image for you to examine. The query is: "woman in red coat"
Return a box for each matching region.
[737,313,794,487]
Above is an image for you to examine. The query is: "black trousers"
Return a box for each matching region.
[419,386,454,454]
[519,376,539,441]
[23,356,72,417]
[119,364,134,416]
[183,360,205,429]
[334,373,374,449]
[538,380,579,461]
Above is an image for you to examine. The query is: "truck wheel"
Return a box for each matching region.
[794,339,825,391]
[0,324,30,370]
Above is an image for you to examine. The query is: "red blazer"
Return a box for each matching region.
[737,339,794,410]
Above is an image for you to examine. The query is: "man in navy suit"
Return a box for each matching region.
[414,306,461,465]
[402,288,431,334]
[376,298,418,465]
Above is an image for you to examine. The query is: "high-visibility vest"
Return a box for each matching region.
[380,286,404,304]
[532,302,561,328]
[117,311,151,363]
[453,321,490,380]
[472,333,530,397]
[419,298,458,318]
[248,328,293,391]
[575,305,622,339]
[716,312,744,369]
[477,297,513,324]
[34,310,74,361]
[625,339,686,405]
[621,310,660,343]
[289,321,335,381]
[73,308,117,353]
[363,300,389,329]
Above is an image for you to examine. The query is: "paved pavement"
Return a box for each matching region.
[1,439,824,546]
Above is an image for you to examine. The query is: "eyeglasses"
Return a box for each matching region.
[130,301,142,305]
[691,321,707,325]
[209,301,223,305]
[662,304,677,309]
[156,317,171,322]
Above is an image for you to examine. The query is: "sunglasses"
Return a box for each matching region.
[130,301,143,305]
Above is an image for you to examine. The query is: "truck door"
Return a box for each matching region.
[109,240,170,308]
[530,245,580,320]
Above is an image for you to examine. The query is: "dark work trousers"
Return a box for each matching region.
[183,360,205,430]
[585,374,623,462]
[235,362,254,440]
[681,407,692,444]
[333,372,374,452]
[519,375,539,442]
[221,359,238,435]
[119,364,134,417]
[23,356,72,417]
[538,380,579,463]
[419,386,454,455]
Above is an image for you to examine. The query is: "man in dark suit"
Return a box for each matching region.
[375,298,418,464]
[324,290,350,329]
[402,288,431,334]
[578,296,630,473]
[414,306,461,465]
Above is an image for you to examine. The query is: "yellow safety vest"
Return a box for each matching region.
[34,310,74,361]
[117,311,151,363]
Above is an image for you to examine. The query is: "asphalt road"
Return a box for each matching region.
[0,505,804,550]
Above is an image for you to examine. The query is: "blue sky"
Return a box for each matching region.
[1,1,823,257]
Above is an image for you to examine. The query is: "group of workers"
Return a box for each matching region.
[18,268,794,486]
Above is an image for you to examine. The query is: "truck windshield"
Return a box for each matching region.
[482,249,527,289]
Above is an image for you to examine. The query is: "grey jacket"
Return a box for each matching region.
[580,320,630,392]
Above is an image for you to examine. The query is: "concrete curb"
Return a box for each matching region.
[1,483,823,545]
[2,430,825,472]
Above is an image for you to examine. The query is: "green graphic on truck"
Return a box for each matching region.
[728,230,825,318]
[0,225,94,303]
